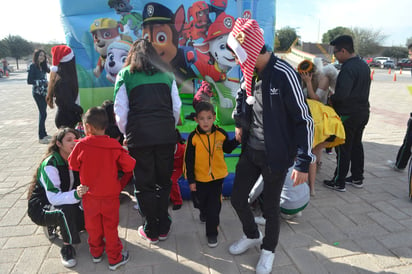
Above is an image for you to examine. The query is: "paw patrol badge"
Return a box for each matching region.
[236,32,245,44]
[224,17,233,29]
[147,4,154,17]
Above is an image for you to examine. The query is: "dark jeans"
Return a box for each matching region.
[231,146,287,252]
[32,92,47,139]
[395,113,412,170]
[196,179,223,237]
[129,144,174,238]
[333,112,370,186]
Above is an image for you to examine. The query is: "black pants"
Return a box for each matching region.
[395,113,412,170]
[129,144,174,238]
[29,203,84,244]
[333,112,369,186]
[231,146,286,252]
[196,179,223,237]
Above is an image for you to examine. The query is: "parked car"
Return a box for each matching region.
[369,60,382,68]
[397,59,412,69]
[383,60,396,69]
[372,57,390,68]
[0,67,4,78]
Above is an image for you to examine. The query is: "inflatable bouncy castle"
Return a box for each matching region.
[58,0,277,197]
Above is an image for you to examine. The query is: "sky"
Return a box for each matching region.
[1,0,410,47]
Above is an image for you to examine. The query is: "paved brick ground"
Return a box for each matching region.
[0,68,411,273]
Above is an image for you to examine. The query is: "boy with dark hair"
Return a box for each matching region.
[68,106,136,271]
[184,101,238,247]
[324,34,371,192]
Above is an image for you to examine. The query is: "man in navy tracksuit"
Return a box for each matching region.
[226,18,314,274]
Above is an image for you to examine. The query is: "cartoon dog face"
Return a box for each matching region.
[142,24,177,64]
[90,18,121,57]
[104,40,131,83]
[208,34,235,71]
[108,0,133,15]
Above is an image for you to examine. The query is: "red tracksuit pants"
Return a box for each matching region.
[83,196,123,265]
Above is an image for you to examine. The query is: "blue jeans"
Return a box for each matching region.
[32,92,47,139]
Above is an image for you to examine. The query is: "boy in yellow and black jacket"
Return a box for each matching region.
[184,101,238,248]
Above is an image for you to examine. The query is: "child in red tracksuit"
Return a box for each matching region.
[170,129,185,210]
[68,107,135,271]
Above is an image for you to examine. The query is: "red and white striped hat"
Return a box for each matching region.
[227,18,264,105]
[50,45,74,72]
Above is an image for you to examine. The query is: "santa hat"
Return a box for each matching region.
[227,18,264,105]
[50,45,74,72]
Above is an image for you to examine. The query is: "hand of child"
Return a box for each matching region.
[189,183,196,192]
[76,184,89,198]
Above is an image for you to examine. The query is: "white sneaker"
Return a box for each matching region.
[386,160,404,172]
[256,249,275,274]
[229,230,263,255]
[39,137,49,144]
[280,211,302,220]
[254,216,266,225]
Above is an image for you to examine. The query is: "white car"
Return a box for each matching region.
[373,57,390,68]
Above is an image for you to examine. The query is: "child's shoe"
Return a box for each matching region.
[60,244,76,268]
[43,225,58,240]
[92,254,103,263]
[108,250,129,271]
[138,225,159,244]
[172,204,182,210]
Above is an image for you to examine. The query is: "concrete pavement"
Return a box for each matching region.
[0,69,412,274]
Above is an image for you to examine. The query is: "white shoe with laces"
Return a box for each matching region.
[256,249,275,274]
[229,230,263,255]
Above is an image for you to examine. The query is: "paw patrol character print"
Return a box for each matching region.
[181,1,211,45]
[90,18,130,78]
[108,0,142,37]
[104,40,132,83]
[142,3,199,88]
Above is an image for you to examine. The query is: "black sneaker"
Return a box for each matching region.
[345,176,364,188]
[172,204,182,210]
[61,245,77,268]
[207,235,218,248]
[199,213,206,223]
[108,250,129,271]
[323,179,346,192]
[43,225,58,240]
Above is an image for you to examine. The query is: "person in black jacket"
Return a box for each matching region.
[323,35,371,192]
[27,49,51,144]
[46,45,83,129]
[27,128,87,268]
[226,18,314,274]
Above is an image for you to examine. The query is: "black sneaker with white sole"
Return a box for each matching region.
[61,245,77,268]
[323,179,346,192]
[207,235,218,248]
[108,250,129,271]
[345,176,364,188]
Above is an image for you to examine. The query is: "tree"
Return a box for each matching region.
[382,47,409,62]
[352,27,386,57]
[0,40,10,58]
[322,27,352,44]
[275,27,298,51]
[2,35,33,69]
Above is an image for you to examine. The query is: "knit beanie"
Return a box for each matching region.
[227,18,264,105]
[50,45,74,72]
